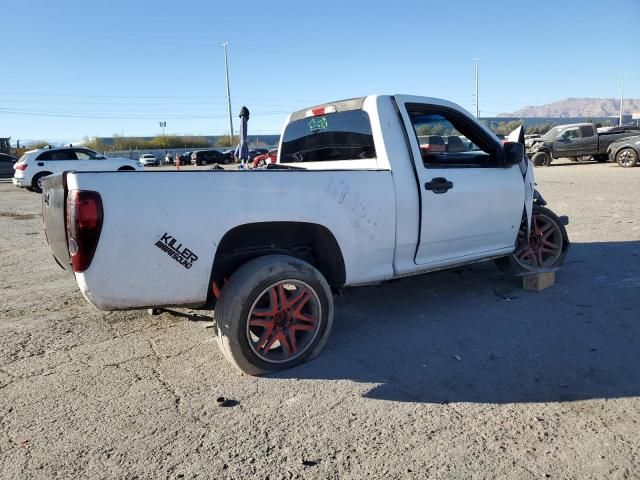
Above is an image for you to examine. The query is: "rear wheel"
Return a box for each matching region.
[118,166,135,171]
[532,151,552,167]
[31,172,52,193]
[495,205,569,276]
[616,148,638,168]
[215,255,333,375]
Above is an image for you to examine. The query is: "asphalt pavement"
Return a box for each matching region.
[0,159,639,479]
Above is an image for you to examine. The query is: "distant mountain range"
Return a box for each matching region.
[499,98,640,118]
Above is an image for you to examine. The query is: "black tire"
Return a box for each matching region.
[31,172,52,193]
[222,157,230,165]
[532,151,552,167]
[118,166,135,171]
[616,148,638,168]
[215,255,334,375]
[495,205,569,276]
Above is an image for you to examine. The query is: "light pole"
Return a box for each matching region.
[619,76,624,127]
[473,58,480,118]
[222,42,234,145]
[159,121,167,162]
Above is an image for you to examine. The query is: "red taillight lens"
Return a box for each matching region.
[15,163,27,171]
[66,190,103,273]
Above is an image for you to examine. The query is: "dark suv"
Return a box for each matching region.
[191,149,232,166]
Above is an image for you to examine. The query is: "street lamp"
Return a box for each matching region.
[159,121,167,164]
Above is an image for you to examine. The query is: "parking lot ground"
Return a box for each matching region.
[1,160,639,479]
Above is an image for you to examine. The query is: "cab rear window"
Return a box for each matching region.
[280,110,376,163]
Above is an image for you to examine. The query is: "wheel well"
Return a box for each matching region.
[534,149,551,156]
[32,171,52,185]
[211,222,346,294]
[118,166,135,171]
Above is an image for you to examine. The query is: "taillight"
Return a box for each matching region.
[305,105,337,117]
[66,190,103,273]
[15,163,27,171]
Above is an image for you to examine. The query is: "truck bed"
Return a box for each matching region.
[44,169,397,309]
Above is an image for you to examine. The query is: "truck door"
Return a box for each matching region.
[395,96,524,268]
[553,126,584,157]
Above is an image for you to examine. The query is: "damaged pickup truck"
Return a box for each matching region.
[42,95,569,375]
[527,123,639,167]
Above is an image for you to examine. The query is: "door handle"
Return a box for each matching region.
[425,177,453,194]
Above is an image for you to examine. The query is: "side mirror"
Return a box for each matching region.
[502,141,524,166]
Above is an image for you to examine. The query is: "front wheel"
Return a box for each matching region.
[531,151,552,167]
[215,255,334,375]
[616,148,638,168]
[495,205,569,276]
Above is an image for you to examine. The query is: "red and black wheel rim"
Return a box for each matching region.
[246,280,322,363]
[514,213,563,270]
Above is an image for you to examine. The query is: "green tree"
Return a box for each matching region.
[216,136,239,147]
[526,122,553,135]
[416,124,451,136]
[491,120,523,136]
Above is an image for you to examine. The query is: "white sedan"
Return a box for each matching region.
[13,147,143,193]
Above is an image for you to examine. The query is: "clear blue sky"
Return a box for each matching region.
[2,0,639,143]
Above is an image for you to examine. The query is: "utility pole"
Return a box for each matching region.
[159,121,167,159]
[473,58,480,118]
[222,42,234,145]
[619,76,625,127]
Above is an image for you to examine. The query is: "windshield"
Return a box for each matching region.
[542,127,560,141]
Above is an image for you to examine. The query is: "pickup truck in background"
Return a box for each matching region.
[527,123,640,167]
[42,95,569,375]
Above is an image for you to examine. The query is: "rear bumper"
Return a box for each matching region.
[12,177,27,187]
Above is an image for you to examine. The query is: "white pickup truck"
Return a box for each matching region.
[42,95,569,375]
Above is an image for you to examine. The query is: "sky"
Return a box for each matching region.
[2,0,639,144]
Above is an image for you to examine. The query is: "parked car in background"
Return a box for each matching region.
[139,154,158,167]
[191,149,231,165]
[524,134,542,148]
[222,149,236,160]
[247,148,269,161]
[608,135,640,167]
[251,149,278,168]
[527,123,640,166]
[13,147,142,193]
[0,153,18,178]
[178,151,192,165]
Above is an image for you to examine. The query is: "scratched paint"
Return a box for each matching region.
[324,178,379,242]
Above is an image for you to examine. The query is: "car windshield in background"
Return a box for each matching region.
[280,109,376,163]
[542,127,560,141]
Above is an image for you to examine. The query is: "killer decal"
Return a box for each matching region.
[155,233,198,269]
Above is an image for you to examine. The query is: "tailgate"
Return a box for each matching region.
[42,173,72,271]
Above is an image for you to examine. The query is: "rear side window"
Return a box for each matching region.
[280,110,376,163]
[580,126,594,137]
[37,150,77,161]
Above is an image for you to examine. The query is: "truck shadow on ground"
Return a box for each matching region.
[275,241,640,404]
